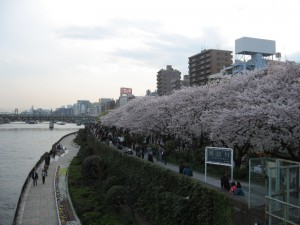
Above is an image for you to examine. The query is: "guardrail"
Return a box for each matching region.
[11,132,78,225]
[265,196,300,225]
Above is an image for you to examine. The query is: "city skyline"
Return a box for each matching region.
[1,0,300,112]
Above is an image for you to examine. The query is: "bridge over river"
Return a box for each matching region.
[0,113,97,124]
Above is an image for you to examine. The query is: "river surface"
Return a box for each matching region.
[0,122,84,225]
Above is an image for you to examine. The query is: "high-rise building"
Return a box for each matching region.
[73,100,92,116]
[157,65,181,96]
[189,49,232,86]
[99,98,115,112]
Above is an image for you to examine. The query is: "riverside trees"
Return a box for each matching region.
[101,62,300,165]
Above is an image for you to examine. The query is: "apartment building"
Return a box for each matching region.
[157,65,181,96]
[189,49,232,86]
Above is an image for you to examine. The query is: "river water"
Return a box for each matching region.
[0,122,84,225]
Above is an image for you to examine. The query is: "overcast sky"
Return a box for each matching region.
[1,0,300,112]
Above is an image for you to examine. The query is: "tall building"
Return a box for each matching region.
[189,49,232,86]
[99,98,115,112]
[157,65,181,96]
[73,100,92,116]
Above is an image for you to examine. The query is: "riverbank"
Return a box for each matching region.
[11,133,81,225]
[0,122,83,225]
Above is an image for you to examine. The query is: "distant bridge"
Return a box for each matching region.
[0,113,97,124]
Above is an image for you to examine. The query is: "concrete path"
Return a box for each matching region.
[134,151,266,208]
[18,134,79,225]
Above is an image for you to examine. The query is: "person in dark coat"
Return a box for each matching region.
[179,160,185,174]
[183,164,193,177]
[221,171,230,191]
[41,169,46,184]
[31,170,38,186]
[45,153,51,167]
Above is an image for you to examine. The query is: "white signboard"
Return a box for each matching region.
[205,147,234,182]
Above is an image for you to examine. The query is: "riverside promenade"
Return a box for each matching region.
[14,134,79,225]
[15,135,264,225]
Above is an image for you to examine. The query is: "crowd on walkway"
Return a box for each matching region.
[89,124,246,196]
[30,143,64,187]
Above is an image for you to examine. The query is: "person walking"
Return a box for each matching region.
[158,145,164,162]
[31,170,38,186]
[162,150,167,165]
[44,164,48,176]
[147,145,154,162]
[45,153,50,167]
[41,169,46,184]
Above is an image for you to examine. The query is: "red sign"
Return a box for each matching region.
[120,87,132,95]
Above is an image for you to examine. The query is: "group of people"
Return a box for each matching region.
[31,152,51,186]
[220,171,245,196]
[156,145,167,165]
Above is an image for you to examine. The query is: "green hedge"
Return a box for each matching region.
[71,128,233,225]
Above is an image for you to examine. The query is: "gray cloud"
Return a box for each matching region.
[56,25,117,40]
[56,20,233,75]
[112,27,231,74]
[56,19,162,40]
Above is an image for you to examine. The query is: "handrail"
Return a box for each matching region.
[11,132,78,225]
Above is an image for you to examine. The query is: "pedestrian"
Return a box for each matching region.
[44,164,48,176]
[220,171,230,191]
[45,153,50,167]
[31,170,38,186]
[147,145,154,162]
[41,169,46,184]
[162,150,167,165]
[158,145,164,162]
[135,144,141,157]
[183,164,193,177]
[179,160,185,174]
[234,182,245,196]
[141,146,145,159]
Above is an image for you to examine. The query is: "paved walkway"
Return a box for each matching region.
[134,152,266,208]
[18,134,79,225]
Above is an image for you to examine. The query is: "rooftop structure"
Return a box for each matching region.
[222,37,279,75]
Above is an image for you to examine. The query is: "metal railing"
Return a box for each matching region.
[265,196,300,225]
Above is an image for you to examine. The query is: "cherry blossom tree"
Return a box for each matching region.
[101,61,300,163]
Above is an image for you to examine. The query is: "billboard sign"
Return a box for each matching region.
[120,87,132,95]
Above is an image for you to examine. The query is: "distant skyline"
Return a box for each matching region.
[1,0,300,112]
